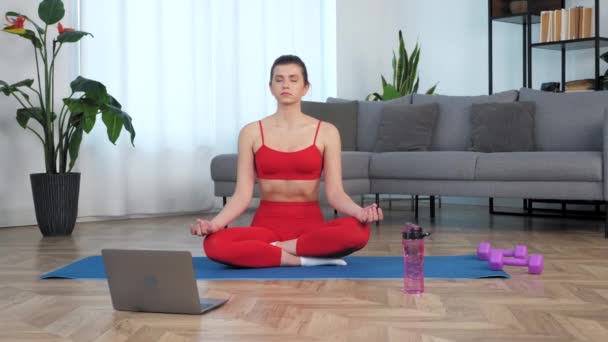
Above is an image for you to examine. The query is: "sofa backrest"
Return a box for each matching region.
[412,90,519,151]
[518,88,607,151]
[328,95,412,151]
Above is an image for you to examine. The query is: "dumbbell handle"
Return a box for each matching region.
[494,249,515,257]
[501,257,528,266]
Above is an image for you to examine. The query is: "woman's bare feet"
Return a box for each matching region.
[272,240,347,267]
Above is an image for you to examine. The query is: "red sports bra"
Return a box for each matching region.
[254,120,323,180]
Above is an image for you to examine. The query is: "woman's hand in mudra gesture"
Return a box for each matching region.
[190,219,222,236]
[355,203,383,224]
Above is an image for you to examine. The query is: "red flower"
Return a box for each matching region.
[3,15,26,34]
[57,22,74,34]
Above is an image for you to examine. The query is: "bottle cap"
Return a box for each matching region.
[402,223,431,240]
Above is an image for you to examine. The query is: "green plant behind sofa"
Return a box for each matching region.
[367,30,437,101]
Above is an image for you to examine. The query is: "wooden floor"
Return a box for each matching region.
[1,201,607,342]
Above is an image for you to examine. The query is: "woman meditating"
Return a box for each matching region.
[190,55,383,268]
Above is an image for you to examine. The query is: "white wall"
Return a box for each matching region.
[337,0,608,99]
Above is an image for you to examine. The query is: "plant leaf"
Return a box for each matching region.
[16,107,44,128]
[101,104,125,144]
[20,29,42,48]
[68,126,83,170]
[381,75,388,88]
[395,31,404,91]
[70,76,110,104]
[2,28,42,48]
[0,80,8,95]
[63,97,98,133]
[406,44,420,94]
[102,103,135,145]
[56,30,93,43]
[38,0,65,25]
[398,30,408,93]
[108,95,122,109]
[11,79,35,88]
[382,84,401,101]
[426,83,438,94]
[122,112,136,146]
[392,51,397,86]
[1,79,35,96]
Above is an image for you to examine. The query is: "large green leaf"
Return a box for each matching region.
[101,105,125,144]
[56,30,93,43]
[63,97,98,133]
[108,95,122,109]
[16,107,44,128]
[38,0,65,25]
[122,113,135,146]
[70,76,110,104]
[68,126,83,170]
[107,95,134,145]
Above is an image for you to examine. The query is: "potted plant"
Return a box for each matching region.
[1,0,135,236]
[367,30,438,101]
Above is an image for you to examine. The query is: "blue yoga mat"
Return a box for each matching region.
[40,255,508,280]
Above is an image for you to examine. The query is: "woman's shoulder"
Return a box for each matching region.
[317,120,337,134]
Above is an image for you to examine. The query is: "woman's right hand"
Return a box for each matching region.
[190,219,222,236]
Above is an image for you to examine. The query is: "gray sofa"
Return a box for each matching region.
[211,88,608,237]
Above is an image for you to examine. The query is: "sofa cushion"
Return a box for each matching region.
[370,151,480,180]
[518,88,608,151]
[327,95,411,152]
[470,102,535,152]
[211,152,372,182]
[301,100,358,151]
[475,151,602,181]
[412,90,519,151]
[375,103,440,152]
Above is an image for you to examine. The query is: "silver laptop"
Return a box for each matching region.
[102,249,227,314]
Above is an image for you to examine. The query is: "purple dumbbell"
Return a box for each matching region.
[488,251,544,274]
[477,242,528,261]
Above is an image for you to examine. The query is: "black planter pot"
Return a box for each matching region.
[30,173,81,236]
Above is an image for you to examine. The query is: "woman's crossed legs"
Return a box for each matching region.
[203,217,370,268]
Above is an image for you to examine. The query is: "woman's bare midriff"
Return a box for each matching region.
[258,179,321,202]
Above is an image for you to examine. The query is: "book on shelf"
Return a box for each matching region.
[581,7,593,38]
[539,6,593,43]
[565,79,595,92]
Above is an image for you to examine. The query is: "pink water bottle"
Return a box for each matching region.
[402,223,431,295]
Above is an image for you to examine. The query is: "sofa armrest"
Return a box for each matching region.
[604,110,608,200]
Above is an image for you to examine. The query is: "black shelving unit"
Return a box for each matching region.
[488,0,562,94]
[488,0,606,93]
[487,0,607,235]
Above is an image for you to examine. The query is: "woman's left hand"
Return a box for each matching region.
[355,203,383,224]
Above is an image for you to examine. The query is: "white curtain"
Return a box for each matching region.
[0,0,336,227]
[76,0,336,219]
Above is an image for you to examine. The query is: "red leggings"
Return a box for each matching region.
[203,200,370,268]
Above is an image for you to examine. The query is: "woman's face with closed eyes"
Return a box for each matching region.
[269,63,309,104]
